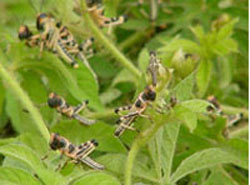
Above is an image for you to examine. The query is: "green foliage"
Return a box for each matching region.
[0,0,248,185]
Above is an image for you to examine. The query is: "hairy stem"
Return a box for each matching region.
[221,104,248,118]
[80,0,141,78]
[124,113,170,185]
[0,60,50,142]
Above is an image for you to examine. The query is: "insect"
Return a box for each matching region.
[207,95,223,115]
[47,92,96,126]
[207,95,243,130]
[18,25,42,48]
[36,13,84,68]
[147,51,162,86]
[19,9,96,70]
[114,85,156,137]
[74,0,128,30]
[52,21,96,77]
[48,133,104,170]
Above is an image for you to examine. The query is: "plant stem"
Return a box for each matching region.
[221,104,248,118]
[80,0,141,78]
[124,113,171,185]
[0,62,50,142]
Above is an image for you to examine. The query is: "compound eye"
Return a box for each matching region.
[47,97,62,108]
[39,13,47,18]
[59,139,66,148]
[91,139,98,146]
[148,91,156,101]
[36,19,44,31]
[50,138,59,150]
[36,13,47,31]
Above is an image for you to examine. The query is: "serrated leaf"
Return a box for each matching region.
[196,60,212,98]
[180,99,211,113]
[170,148,246,184]
[72,172,121,185]
[0,167,41,185]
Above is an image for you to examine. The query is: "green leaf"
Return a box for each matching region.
[97,153,158,183]
[20,70,47,104]
[5,92,38,134]
[112,69,137,87]
[173,105,197,132]
[217,18,239,40]
[100,88,121,105]
[68,62,103,111]
[180,99,211,113]
[170,148,246,184]
[17,133,48,156]
[72,172,121,185]
[218,57,233,88]
[138,48,150,72]
[17,54,103,111]
[161,122,181,181]
[0,167,41,185]
[0,81,6,115]
[196,60,212,98]
[0,144,43,172]
[203,167,238,185]
[158,39,201,55]
[0,144,64,185]
[103,0,119,16]
[190,25,205,41]
[148,122,180,183]
[220,138,248,169]
[213,38,238,56]
[172,72,194,101]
